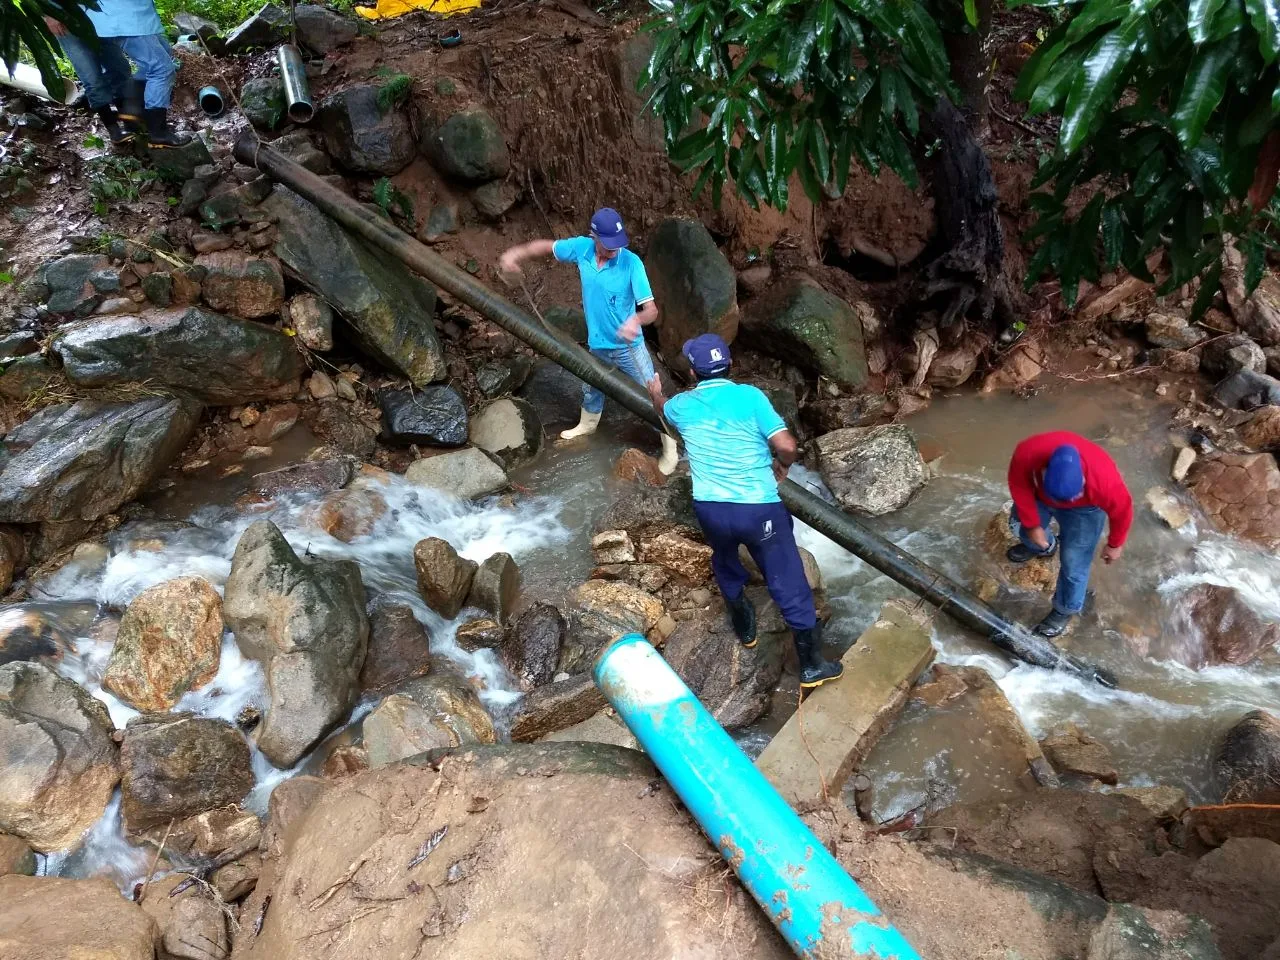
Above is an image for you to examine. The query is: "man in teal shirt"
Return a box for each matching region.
[499,207,677,474]
[664,334,842,689]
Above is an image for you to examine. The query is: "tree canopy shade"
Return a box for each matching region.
[1,0,99,97]
[643,0,1280,318]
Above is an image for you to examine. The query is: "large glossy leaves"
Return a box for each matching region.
[1059,14,1148,154]
[1189,0,1230,40]
[1172,35,1238,147]
[1244,0,1280,60]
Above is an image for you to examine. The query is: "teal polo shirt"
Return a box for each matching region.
[664,380,788,504]
[552,236,654,349]
[86,0,164,37]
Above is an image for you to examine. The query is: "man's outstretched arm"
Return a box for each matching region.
[499,239,558,274]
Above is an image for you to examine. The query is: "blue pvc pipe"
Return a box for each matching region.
[593,634,923,960]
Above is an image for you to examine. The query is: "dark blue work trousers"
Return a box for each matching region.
[693,500,817,631]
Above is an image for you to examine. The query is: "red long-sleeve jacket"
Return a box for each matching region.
[1008,431,1133,549]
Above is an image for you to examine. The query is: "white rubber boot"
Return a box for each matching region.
[658,433,679,475]
[559,408,602,441]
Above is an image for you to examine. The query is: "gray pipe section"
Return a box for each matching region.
[233,133,1118,688]
[277,44,314,125]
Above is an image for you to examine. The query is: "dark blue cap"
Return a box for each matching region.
[1043,445,1085,501]
[683,333,732,377]
[589,207,629,250]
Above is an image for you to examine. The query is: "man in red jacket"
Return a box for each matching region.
[1006,431,1133,638]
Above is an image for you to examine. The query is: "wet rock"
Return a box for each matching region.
[1086,904,1221,960]
[272,130,333,175]
[978,508,1058,595]
[1145,486,1192,531]
[516,358,590,427]
[223,520,369,767]
[251,402,301,444]
[543,305,587,344]
[612,447,665,486]
[981,341,1047,393]
[102,576,223,711]
[288,293,334,351]
[224,3,288,54]
[1172,583,1280,667]
[470,397,543,468]
[466,552,520,623]
[321,744,368,780]
[0,354,57,403]
[1203,333,1267,380]
[309,402,377,459]
[472,179,521,220]
[1039,724,1118,784]
[42,253,110,315]
[560,580,664,673]
[417,202,459,242]
[361,601,432,691]
[1186,451,1280,550]
[308,370,336,400]
[1213,368,1280,410]
[816,424,927,516]
[455,617,503,651]
[592,530,636,564]
[741,276,869,388]
[638,531,712,582]
[646,218,739,366]
[241,76,285,131]
[199,178,273,230]
[1114,785,1188,821]
[265,185,445,387]
[119,713,252,834]
[475,357,531,399]
[362,673,495,766]
[1173,446,1198,483]
[801,394,888,433]
[420,106,510,183]
[194,250,285,319]
[662,609,782,729]
[1145,312,1207,350]
[53,307,300,404]
[262,775,327,860]
[311,484,387,542]
[378,386,468,446]
[594,473,700,541]
[1216,709,1280,803]
[168,805,261,859]
[145,136,215,183]
[0,527,24,595]
[0,875,159,959]
[927,342,981,388]
[1242,405,1280,451]
[404,447,508,500]
[0,331,39,357]
[0,662,118,851]
[318,84,415,176]
[414,537,477,619]
[293,4,358,55]
[0,833,36,877]
[503,603,563,689]
[509,673,607,741]
[247,458,354,500]
[141,878,229,960]
[0,397,201,523]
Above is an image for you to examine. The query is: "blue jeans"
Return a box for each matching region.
[58,33,133,109]
[1010,502,1106,616]
[583,342,657,415]
[694,500,816,631]
[108,35,176,109]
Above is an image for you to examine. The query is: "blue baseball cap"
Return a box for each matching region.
[683,334,732,377]
[1043,445,1085,501]
[589,207,629,250]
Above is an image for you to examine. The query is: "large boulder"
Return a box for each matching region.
[1186,452,1280,550]
[119,713,253,834]
[361,673,495,766]
[317,84,416,175]
[223,520,369,767]
[503,602,564,690]
[1216,710,1280,803]
[194,250,286,319]
[1202,333,1267,380]
[102,576,224,711]
[0,395,200,523]
[140,876,230,960]
[509,673,607,741]
[360,601,432,692]
[420,106,510,183]
[740,276,870,388]
[560,580,664,673]
[223,2,288,53]
[469,397,543,468]
[0,662,118,852]
[466,553,521,624]
[593,473,700,541]
[1171,583,1280,667]
[53,307,301,404]
[414,537,477,619]
[0,875,159,959]
[404,447,509,500]
[378,386,468,447]
[241,76,285,131]
[41,253,111,315]
[292,4,358,55]
[1212,368,1280,410]
[645,218,739,365]
[265,185,446,387]
[1145,312,1207,350]
[816,424,927,516]
[0,834,36,877]
[661,608,783,730]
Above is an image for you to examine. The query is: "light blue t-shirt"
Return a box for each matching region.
[664,380,787,504]
[553,236,654,350]
[86,0,165,37]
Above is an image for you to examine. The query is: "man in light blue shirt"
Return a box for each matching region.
[499,207,677,474]
[664,334,842,689]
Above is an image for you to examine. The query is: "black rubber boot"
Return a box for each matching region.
[1006,539,1059,564]
[117,79,145,138]
[143,107,191,147]
[725,593,757,648]
[94,105,133,145]
[793,624,843,689]
[1034,609,1074,638]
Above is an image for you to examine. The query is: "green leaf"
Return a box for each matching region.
[817,0,836,58]
[1190,0,1230,42]
[1012,22,1070,101]
[964,0,979,27]
[1172,39,1236,148]
[778,5,821,84]
[833,127,855,194]
[1189,258,1224,320]
[797,151,824,203]
[1059,15,1146,155]
[1027,45,1086,115]
[1065,0,1128,42]
[1209,0,1247,40]
[810,120,832,183]
[1244,0,1280,61]
[1101,201,1126,267]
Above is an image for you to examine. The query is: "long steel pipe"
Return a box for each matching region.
[277,44,314,124]
[233,133,1116,687]
[595,634,923,959]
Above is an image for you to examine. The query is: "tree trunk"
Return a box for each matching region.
[943,0,995,135]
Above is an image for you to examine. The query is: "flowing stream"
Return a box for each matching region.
[15,376,1280,887]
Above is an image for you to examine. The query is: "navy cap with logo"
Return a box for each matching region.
[683,334,732,377]
[589,207,629,250]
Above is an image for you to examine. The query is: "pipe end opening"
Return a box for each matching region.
[287,102,315,124]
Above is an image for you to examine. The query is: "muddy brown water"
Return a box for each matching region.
[16,377,1280,884]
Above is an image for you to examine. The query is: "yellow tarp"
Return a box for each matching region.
[355,0,480,20]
